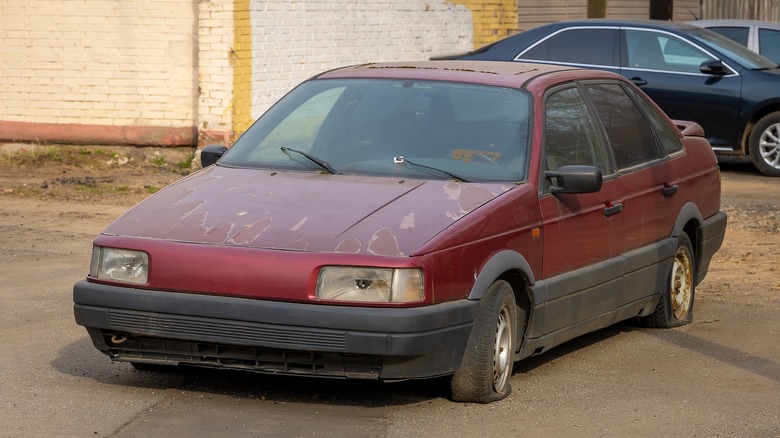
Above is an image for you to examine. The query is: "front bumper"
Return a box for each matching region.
[73,280,478,380]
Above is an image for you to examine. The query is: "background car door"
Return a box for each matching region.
[620,28,743,149]
[539,85,622,334]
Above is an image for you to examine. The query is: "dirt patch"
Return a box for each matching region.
[0,145,189,204]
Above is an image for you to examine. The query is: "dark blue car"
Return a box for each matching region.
[440,19,780,176]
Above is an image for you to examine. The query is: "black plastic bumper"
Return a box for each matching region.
[73,280,478,380]
[697,211,727,284]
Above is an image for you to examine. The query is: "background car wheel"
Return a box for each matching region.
[642,233,696,328]
[748,111,780,177]
[451,280,518,403]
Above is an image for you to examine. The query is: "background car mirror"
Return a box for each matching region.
[201,145,228,167]
[544,165,603,194]
[700,60,726,75]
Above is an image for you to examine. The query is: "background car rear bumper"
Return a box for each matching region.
[73,280,478,380]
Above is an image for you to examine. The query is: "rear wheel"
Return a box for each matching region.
[451,280,518,403]
[748,111,780,177]
[642,233,695,328]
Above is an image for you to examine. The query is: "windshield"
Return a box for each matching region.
[687,27,778,69]
[220,78,532,183]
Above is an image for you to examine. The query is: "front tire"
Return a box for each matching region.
[451,280,518,403]
[642,233,695,328]
[748,111,780,177]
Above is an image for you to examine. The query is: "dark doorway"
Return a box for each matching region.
[650,0,673,20]
[588,0,606,18]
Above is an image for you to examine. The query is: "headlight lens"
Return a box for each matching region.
[89,246,149,284]
[316,267,423,303]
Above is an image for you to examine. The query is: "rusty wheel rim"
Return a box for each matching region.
[671,246,693,320]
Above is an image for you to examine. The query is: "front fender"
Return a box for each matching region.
[467,250,535,300]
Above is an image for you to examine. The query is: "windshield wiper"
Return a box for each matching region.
[395,156,471,182]
[281,147,339,174]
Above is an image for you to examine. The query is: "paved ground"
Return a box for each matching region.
[0,154,778,437]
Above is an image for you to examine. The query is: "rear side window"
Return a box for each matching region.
[708,26,750,46]
[624,87,683,155]
[585,83,660,169]
[758,28,780,63]
[521,28,616,66]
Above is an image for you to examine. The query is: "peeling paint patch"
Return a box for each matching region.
[288,239,308,250]
[229,218,273,245]
[368,228,404,256]
[399,212,416,229]
[290,217,308,231]
[335,238,361,253]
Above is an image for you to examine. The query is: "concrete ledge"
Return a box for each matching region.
[0,120,197,147]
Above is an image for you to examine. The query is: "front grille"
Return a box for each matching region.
[107,309,347,351]
[104,333,382,379]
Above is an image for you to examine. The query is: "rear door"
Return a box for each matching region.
[619,27,743,150]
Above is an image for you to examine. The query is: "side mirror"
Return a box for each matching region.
[700,60,726,75]
[544,165,603,194]
[201,145,228,167]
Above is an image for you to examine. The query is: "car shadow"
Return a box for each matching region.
[717,156,763,176]
[52,323,633,407]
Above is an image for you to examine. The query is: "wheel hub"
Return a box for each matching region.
[759,122,780,170]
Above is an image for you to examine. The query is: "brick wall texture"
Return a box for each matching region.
[0,0,197,128]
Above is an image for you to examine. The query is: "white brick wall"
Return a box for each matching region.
[198,0,233,134]
[249,0,473,118]
[0,0,196,127]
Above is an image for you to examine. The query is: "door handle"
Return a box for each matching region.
[631,77,647,86]
[604,203,623,217]
[662,184,678,197]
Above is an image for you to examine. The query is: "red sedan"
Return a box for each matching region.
[74,61,727,403]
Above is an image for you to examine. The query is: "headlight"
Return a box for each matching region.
[89,246,149,284]
[316,267,423,303]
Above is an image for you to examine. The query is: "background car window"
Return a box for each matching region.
[521,28,616,66]
[625,30,713,73]
[758,28,780,63]
[623,86,683,155]
[708,26,750,46]
[544,87,610,177]
[585,83,659,169]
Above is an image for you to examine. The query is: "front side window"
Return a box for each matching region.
[625,30,714,73]
[520,28,616,66]
[543,86,610,179]
[585,83,660,169]
[220,79,532,182]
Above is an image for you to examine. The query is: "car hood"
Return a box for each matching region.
[102,166,514,256]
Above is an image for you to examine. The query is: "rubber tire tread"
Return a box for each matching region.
[450,280,516,403]
[642,233,695,328]
[748,111,780,177]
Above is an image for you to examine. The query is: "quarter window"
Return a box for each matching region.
[585,83,659,169]
[758,28,780,63]
[708,26,750,47]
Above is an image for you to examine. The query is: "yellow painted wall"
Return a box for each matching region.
[452,0,519,48]
[233,0,253,136]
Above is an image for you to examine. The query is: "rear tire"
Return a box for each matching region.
[451,280,518,403]
[748,111,780,177]
[642,233,695,328]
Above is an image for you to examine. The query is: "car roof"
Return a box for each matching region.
[313,60,621,90]
[690,19,780,29]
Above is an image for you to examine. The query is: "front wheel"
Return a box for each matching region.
[748,111,780,177]
[642,233,696,328]
[451,280,519,403]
